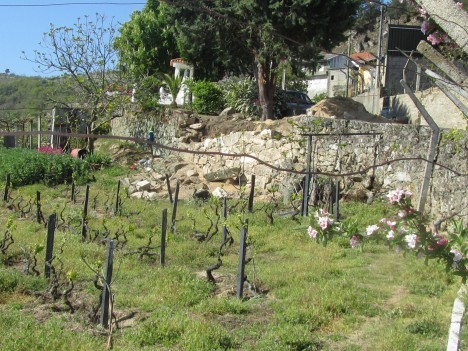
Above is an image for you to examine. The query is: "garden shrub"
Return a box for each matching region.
[190,80,225,115]
[0,148,91,186]
[219,76,289,118]
[219,76,259,117]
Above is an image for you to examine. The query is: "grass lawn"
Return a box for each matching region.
[0,164,465,351]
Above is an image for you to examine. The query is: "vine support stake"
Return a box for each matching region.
[166,174,173,204]
[248,175,255,213]
[335,180,340,222]
[236,220,248,299]
[44,213,56,279]
[302,135,313,217]
[160,208,167,266]
[100,239,114,329]
[170,181,179,233]
[36,191,43,224]
[71,181,75,203]
[3,174,11,202]
[81,184,90,241]
[221,197,228,244]
[115,179,121,215]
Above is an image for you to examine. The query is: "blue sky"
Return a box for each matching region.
[0,1,145,76]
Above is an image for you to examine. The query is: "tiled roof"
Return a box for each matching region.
[350,52,377,63]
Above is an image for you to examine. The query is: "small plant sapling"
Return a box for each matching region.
[63,270,77,313]
[23,244,44,276]
[1,215,16,255]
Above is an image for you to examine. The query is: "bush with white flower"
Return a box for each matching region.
[307,209,341,246]
[360,188,467,283]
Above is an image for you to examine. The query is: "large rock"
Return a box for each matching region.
[135,180,151,191]
[308,97,388,123]
[204,167,241,182]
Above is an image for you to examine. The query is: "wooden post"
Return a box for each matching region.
[221,197,228,244]
[100,239,114,329]
[248,175,255,213]
[29,120,33,149]
[3,174,11,202]
[170,181,179,233]
[71,181,75,203]
[37,114,42,149]
[81,184,90,241]
[328,179,334,215]
[236,220,248,299]
[160,209,167,266]
[45,214,56,279]
[335,180,340,222]
[36,191,43,224]
[400,79,440,213]
[115,180,121,215]
[302,135,313,216]
[166,174,173,204]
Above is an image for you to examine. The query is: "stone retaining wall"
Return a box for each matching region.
[111,110,467,221]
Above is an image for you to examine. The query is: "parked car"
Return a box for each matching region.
[283,90,314,116]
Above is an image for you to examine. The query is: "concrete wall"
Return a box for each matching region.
[388,87,468,129]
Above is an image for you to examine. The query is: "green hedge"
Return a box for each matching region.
[0,148,91,186]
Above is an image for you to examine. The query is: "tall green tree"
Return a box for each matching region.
[22,14,128,151]
[114,2,180,109]
[161,0,361,120]
[114,2,178,78]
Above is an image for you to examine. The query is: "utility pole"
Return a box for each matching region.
[346,34,351,98]
[373,3,385,114]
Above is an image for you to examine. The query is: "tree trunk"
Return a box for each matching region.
[257,62,276,121]
[414,0,468,54]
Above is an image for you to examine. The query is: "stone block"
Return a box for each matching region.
[136,180,151,191]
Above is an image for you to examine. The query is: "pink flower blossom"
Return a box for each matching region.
[366,225,379,236]
[319,209,329,216]
[451,249,463,262]
[307,226,318,239]
[318,216,331,230]
[398,210,407,218]
[350,235,360,248]
[418,7,428,18]
[456,2,464,10]
[380,218,388,224]
[386,230,395,240]
[427,31,448,45]
[437,236,448,246]
[404,234,418,249]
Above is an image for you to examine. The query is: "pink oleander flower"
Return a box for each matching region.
[350,235,360,249]
[398,210,407,218]
[421,20,436,34]
[366,225,379,236]
[319,209,329,216]
[318,216,331,230]
[427,31,448,45]
[398,227,408,235]
[437,236,448,246]
[37,145,63,154]
[387,230,395,240]
[404,234,418,249]
[308,226,318,239]
[456,2,464,10]
[387,189,413,204]
[451,249,463,262]
[380,218,388,224]
[418,7,428,18]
